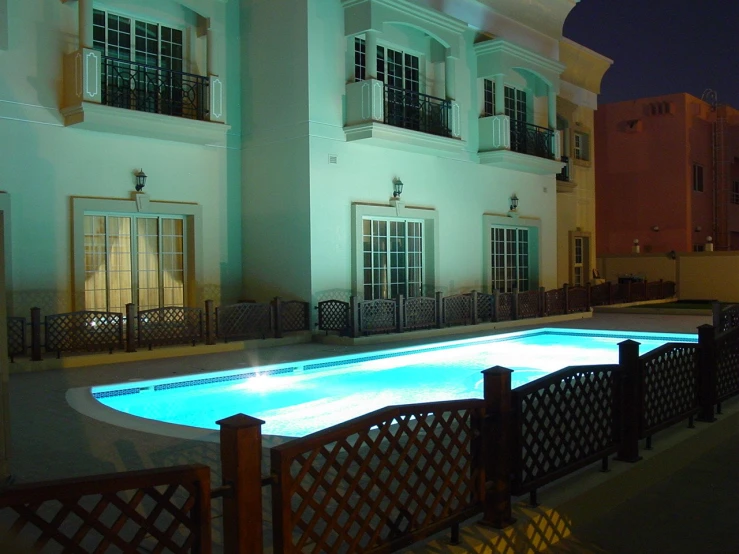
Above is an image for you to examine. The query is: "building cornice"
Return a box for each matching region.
[343,0,469,36]
[474,38,565,75]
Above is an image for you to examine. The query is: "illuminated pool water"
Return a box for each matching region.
[91,328,696,437]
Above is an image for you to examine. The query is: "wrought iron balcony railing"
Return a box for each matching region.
[101,56,209,121]
[557,155,570,181]
[510,120,555,160]
[384,84,451,138]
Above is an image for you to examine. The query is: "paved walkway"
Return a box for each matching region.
[5,311,737,553]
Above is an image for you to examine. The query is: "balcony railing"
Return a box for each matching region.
[556,155,570,181]
[510,120,555,160]
[384,84,451,138]
[101,56,209,121]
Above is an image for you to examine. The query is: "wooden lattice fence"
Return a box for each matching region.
[137,307,204,349]
[45,311,123,357]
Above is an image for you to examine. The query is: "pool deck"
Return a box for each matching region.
[6,311,739,553]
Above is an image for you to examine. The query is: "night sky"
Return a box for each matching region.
[563,0,739,107]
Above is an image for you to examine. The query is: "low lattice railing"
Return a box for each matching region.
[280,300,310,332]
[646,281,664,300]
[216,302,272,341]
[511,364,620,495]
[45,311,123,356]
[316,299,350,334]
[359,298,396,334]
[497,292,513,320]
[544,289,565,316]
[475,293,494,322]
[444,294,472,326]
[7,317,26,361]
[517,290,540,319]
[714,326,739,402]
[630,281,647,302]
[137,307,204,349]
[271,400,485,553]
[0,465,212,554]
[640,343,700,436]
[404,296,437,330]
[716,303,739,334]
[590,282,611,306]
[568,286,589,313]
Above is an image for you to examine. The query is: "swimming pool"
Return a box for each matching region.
[83,328,696,438]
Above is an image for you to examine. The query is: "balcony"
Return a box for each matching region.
[61,48,229,146]
[345,79,466,158]
[478,114,565,175]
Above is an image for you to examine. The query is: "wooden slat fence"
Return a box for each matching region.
[0,465,211,554]
[270,400,485,553]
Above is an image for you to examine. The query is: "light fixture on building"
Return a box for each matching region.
[706,235,714,252]
[509,193,519,212]
[632,238,640,254]
[652,225,660,232]
[695,225,702,233]
[392,178,404,198]
[135,169,147,192]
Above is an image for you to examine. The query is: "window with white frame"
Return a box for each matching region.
[491,226,529,292]
[573,236,584,287]
[84,214,186,313]
[483,79,494,116]
[574,132,590,161]
[353,38,420,92]
[362,217,423,299]
[693,163,704,192]
[482,80,527,121]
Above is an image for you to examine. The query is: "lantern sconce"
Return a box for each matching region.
[694,225,702,233]
[392,178,404,199]
[652,225,660,232]
[509,193,519,212]
[135,169,147,192]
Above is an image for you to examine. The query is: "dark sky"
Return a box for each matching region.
[563,0,739,107]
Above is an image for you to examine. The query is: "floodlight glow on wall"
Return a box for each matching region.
[393,178,404,198]
[135,169,147,192]
[509,193,519,212]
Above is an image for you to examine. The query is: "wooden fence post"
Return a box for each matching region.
[273,297,283,339]
[615,339,642,463]
[435,292,443,328]
[125,303,136,352]
[205,300,216,344]
[697,324,717,422]
[351,296,360,338]
[493,289,500,322]
[471,291,479,325]
[711,301,722,332]
[30,307,41,361]
[396,294,404,333]
[479,366,515,529]
[217,414,265,554]
[511,288,519,320]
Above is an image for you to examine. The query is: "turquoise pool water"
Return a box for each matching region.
[93,328,696,437]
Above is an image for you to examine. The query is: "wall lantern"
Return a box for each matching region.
[695,225,702,233]
[392,178,404,198]
[509,193,519,212]
[706,236,714,252]
[652,225,660,232]
[135,169,147,192]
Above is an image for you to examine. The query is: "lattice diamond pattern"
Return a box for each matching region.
[567,287,588,313]
[517,290,540,319]
[716,332,739,400]
[589,283,610,306]
[281,301,309,332]
[443,295,471,326]
[7,317,26,359]
[45,311,123,354]
[360,300,396,334]
[630,282,646,302]
[317,300,350,332]
[0,482,204,553]
[138,307,204,348]
[497,293,513,321]
[404,297,436,330]
[475,294,494,322]
[280,407,481,552]
[544,290,564,316]
[216,302,271,340]
[719,306,739,334]
[517,369,615,488]
[642,345,698,431]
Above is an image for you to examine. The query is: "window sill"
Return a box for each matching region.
[61,102,231,147]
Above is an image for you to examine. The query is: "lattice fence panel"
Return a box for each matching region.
[497,292,513,321]
[359,299,396,334]
[718,305,739,334]
[589,283,610,306]
[0,465,211,554]
[544,289,565,316]
[45,311,123,355]
[715,328,739,401]
[443,294,471,326]
[281,301,310,332]
[646,281,663,300]
[630,282,647,302]
[272,401,484,554]
[475,293,494,322]
[514,365,618,493]
[138,307,204,348]
[316,300,350,333]
[7,317,26,360]
[517,290,540,319]
[216,302,272,341]
[567,287,588,313]
[640,344,699,434]
[612,283,629,304]
[663,281,676,298]
[404,296,436,330]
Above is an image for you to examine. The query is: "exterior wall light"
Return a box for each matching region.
[706,236,714,252]
[632,238,640,254]
[509,193,519,212]
[695,225,702,232]
[135,169,147,192]
[652,225,659,232]
[393,178,404,198]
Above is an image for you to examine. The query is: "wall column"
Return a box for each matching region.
[78,0,94,49]
[207,18,221,76]
[364,30,378,80]
[445,55,456,100]
[494,74,505,115]
[548,86,557,129]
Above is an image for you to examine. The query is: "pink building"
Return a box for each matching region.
[595,93,739,255]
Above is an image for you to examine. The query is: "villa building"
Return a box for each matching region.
[0,0,610,319]
[595,92,739,255]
